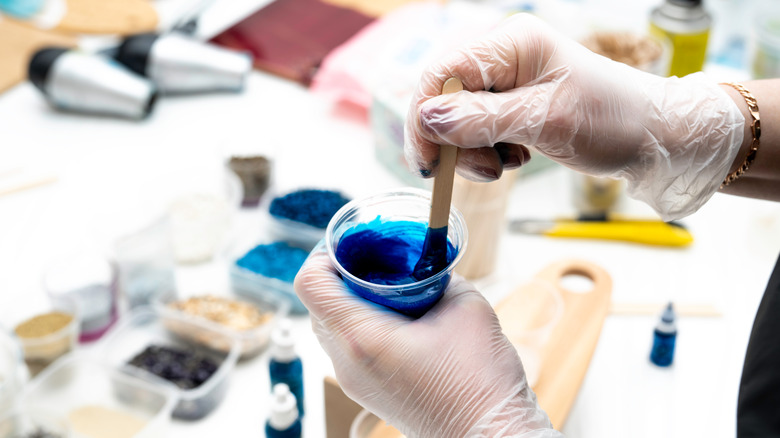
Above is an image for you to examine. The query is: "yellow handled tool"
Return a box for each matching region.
[509,218,693,247]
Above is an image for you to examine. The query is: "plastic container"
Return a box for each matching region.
[19,354,176,438]
[265,187,352,251]
[113,216,177,310]
[99,308,239,420]
[325,188,468,317]
[0,409,70,438]
[7,300,79,378]
[350,409,405,438]
[752,6,780,79]
[0,328,28,414]
[155,291,289,360]
[228,237,309,315]
[42,252,118,342]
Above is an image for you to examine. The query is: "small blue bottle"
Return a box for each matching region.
[650,302,677,367]
[270,319,304,417]
[265,383,302,438]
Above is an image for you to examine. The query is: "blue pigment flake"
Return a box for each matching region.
[269,189,351,229]
[236,242,309,283]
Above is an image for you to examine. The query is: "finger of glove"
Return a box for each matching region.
[417,85,560,149]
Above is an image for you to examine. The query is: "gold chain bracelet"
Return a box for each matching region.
[721,82,761,188]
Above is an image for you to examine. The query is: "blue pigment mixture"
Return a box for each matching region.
[270,189,351,229]
[236,242,309,282]
[334,218,456,316]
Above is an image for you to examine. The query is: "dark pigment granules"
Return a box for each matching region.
[228,155,272,207]
[269,189,350,229]
[127,345,220,390]
[236,242,309,283]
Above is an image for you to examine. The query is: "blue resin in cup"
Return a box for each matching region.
[325,188,467,317]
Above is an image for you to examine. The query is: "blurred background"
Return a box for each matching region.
[2,0,780,437]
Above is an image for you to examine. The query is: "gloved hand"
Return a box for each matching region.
[295,248,564,438]
[405,13,745,221]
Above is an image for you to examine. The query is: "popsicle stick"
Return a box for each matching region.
[610,302,722,317]
[427,77,463,229]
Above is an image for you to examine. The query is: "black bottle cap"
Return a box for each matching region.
[668,0,702,6]
[28,47,69,92]
[115,32,160,76]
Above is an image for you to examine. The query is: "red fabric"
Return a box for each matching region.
[211,0,374,85]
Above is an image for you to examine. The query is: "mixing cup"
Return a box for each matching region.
[326,188,467,317]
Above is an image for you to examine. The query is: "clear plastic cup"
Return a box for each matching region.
[0,409,70,438]
[42,252,118,343]
[497,279,563,387]
[350,409,405,438]
[325,188,468,317]
[0,328,28,413]
[7,299,79,378]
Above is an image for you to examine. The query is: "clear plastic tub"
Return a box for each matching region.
[264,187,352,251]
[7,300,79,378]
[0,328,28,414]
[0,409,70,438]
[227,235,309,315]
[155,291,289,360]
[42,252,118,343]
[99,308,239,420]
[19,354,176,438]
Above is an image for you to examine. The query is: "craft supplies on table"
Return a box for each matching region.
[9,301,78,378]
[0,410,70,438]
[157,292,288,360]
[266,383,302,438]
[20,355,176,438]
[230,241,309,315]
[99,308,239,420]
[269,319,304,418]
[649,302,677,367]
[113,218,177,309]
[649,0,711,77]
[350,409,404,438]
[267,188,351,250]
[42,253,118,342]
[28,48,158,120]
[227,155,273,207]
[0,329,27,414]
[325,188,467,317]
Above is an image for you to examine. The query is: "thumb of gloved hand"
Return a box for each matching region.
[295,248,563,437]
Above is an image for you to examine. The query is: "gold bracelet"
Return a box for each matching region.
[721,82,761,188]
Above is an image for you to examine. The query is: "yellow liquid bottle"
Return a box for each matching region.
[649,0,711,77]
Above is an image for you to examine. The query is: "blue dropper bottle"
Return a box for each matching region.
[650,302,677,367]
[265,383,302,438]
[270,319,304,417]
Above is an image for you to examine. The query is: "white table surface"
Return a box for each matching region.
[2,1,780,437]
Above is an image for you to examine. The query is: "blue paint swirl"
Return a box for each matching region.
[334,217,456,316]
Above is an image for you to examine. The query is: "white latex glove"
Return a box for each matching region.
[405,13,745,221]
[294,248,564,438]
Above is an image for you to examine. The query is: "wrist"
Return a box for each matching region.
[719,83,754,176]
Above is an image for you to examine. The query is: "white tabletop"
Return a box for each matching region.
[2,0,780,437]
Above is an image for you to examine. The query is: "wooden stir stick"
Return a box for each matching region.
[428,77,463,229]
[412,77,464,279]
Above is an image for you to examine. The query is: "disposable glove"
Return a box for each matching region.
[405,13,745,221]
[294,248,564,438]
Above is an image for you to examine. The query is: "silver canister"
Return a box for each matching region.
[29,48,157,119]
[116,32,253,94]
